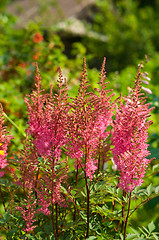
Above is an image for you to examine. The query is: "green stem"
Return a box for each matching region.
[121,191,126,234]
[3,112,26,138]
[51,159,57,239]
[51,203,56,239]
[84,172,90,238]
[123,192,132,240]
[56,203,58,236]
[84,142,90,238]
[73,165,79,236]
[97,140,101,174]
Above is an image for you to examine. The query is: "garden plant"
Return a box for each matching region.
[0,58,159,240]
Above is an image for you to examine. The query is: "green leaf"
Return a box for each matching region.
[86,237,97,240]
[81,190,86,197]
[152,233,159,240]
[126,233,138,239]
[142,226,150,234]
[146,184,153,196]
[155,186,159,194]
[119,233,124,240]
[71,189,77,196]
[148,221,155,233]
[130,227,140,235]
[138,227,147,236]
[152,164,159,172]
[79,211,87,221]
[2,211,11,223]
[60,185,68,195]
[25,234,35,239]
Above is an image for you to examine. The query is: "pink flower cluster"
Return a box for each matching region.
[16,64,69,232]
[16,186,37,233]
[67,58,114,179]
[25,64,68,160]
[0,105,13,177]
[112,66,154,192]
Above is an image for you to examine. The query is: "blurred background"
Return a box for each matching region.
[0,0,159,238]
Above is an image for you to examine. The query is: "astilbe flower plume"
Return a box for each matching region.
[15,138,43,232]
[25,63,47,140]
[65,58,114,238]
[22,63,69,227]
[17,138,67,232]
[93,57,115,172]
[25,63,69,160]
[111,63,154,192]
[16,185,37,233]
[0,104,13,177]
[67,58,114,179]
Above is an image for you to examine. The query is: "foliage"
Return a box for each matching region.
[79,0,159,72]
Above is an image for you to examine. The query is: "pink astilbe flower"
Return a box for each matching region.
[25,63,47,139]
[93,58,114,139]
[17,137,67,219]
[85,157,97,179]
[24,63,69,215]
[15,135,40,189]
[15,139,52,228]
[0,104,13,176]
[35,189,51,215]
[25,64,69,160]
[111,63,154,192]
[67,58,114,179]
[16,185,37,233]
[141,62,152,94]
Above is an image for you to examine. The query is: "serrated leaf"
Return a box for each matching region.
[148,221,155,233]
[126,233,138,239]
[146,183,153,196]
